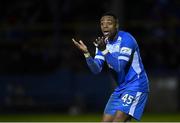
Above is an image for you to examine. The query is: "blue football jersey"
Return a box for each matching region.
[86,31,149,93]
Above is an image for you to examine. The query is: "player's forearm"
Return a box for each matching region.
[84,53,102,74]
[105,53,121,72]
[102,50,127,72]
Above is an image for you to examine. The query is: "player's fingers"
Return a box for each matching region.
[95,38,101,44]
[72,40,78,45]
[72,39,81,47]
[98,37,101,41]
[72,38,81,45]
[94,39,97,45]
[72,38,77,42]
[73,42,80,48]
[104,37,108,43]
[79,40,85,45]
[101,36,105,42]
[72,38,78,44]
[93,42,98,47]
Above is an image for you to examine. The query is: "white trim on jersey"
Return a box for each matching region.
[129,92,142,116]
[95,47,98,54]
[118,56,129,61]
[132,51,141,77]
[95,55,105,61]
[120,47,132,56]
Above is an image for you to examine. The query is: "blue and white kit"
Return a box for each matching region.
[85,31,149,120]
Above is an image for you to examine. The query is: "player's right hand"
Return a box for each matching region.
[94,36,106,51]
[72,38,89,53]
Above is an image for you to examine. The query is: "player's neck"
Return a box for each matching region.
[109,31,118,42]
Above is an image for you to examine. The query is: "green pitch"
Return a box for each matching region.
[0,113,180,122]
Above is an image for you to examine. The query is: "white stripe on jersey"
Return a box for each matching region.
[132,51,141,76]
[95,47,98,54]
[118,56,129,61]
[95,55,105,61]
[129,92,142,116]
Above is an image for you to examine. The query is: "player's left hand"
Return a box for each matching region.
[72,38,89,53]
[94,36,107,51]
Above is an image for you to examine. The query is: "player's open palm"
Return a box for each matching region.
[72,38,89,53]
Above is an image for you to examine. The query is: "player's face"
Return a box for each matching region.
[100,15,118,39]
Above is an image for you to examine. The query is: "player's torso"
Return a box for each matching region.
[106,36,122,69]
[106,32,149,92]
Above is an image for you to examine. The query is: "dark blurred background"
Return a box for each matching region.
[0,0,179,116]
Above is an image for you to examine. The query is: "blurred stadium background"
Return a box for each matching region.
[0,0,180,121]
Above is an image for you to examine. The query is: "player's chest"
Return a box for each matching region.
[105,43,120,59]
[106,42,121,54]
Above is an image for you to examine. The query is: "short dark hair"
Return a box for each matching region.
[101,12,118,22]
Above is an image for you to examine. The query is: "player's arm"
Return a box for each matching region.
[102,50,129,72]
[94,36,127,72]
[105,33,136,72]
[95,34,135,73]
[85,54,104,74]
[72,38,103,74]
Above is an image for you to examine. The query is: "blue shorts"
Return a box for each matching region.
[104,90,148,121]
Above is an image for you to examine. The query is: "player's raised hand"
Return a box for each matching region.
[72,38,89,53]
[94,36,107,51]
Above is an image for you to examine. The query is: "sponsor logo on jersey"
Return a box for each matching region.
[120,47,132,55]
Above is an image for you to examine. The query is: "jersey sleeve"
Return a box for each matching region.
[85,47,104,74]
[118,32,137,62]
[104,33,137,72]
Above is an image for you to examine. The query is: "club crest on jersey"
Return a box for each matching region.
[120,47,132,55]
[117,36,122,41]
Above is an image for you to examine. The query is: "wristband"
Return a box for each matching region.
[102,49,109,55]
[84,52,90,58]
